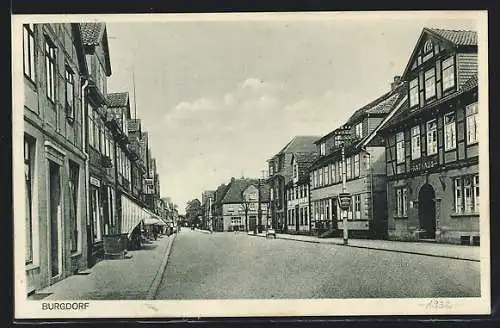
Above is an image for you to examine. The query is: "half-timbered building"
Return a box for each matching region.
[379,28,479,245]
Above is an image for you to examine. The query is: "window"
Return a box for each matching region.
[444,112,456,151]
[424,68,436,99]
[293,162,298,179]
[337,161,342,182]
[45,38,56,102]
[320,142,326,156]
[409,78,419,107]
[396,132,405,163]
[304,207,308,226]
[395,188,408,217]
[65,66,75,121]
[24,137,34,264]
[355,123,363,138]
[331,163,336,183]
[466,102,479,144]
[324,166,329,185]
[442,56,455,91]
[454,175,479,214]
[295,186,299,199]
[426,120,438,155]
[411,125,421,159]
[346,157,352,179]
[319,168,323,186]
[68,162,79,253]
[351,195,361,220]
[300,208,304,225]
[353,154,360,177]
[23,24,36,82]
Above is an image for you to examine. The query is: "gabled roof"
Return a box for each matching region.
[79,23,112,76]
[428,28,477,46]
[274,136,320,158]
[402,27,477,79]
[214,183,230,205]
[346,82,407,125]
[221,178,270,203]
[291,152,318,181]
[70,24,88,77]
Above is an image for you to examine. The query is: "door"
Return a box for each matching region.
[418,184,436,239]
[48,161,61,278]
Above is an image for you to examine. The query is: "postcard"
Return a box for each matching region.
[12,10,490,319]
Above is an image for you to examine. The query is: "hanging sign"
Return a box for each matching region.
[338,192,352,210]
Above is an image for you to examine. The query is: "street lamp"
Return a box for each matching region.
[339,144,351,245]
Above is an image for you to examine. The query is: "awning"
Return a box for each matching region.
[121,194,149,238]
[143,217,166,226]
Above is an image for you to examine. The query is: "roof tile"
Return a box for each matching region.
[428,28,477,46]
[107,92,129,108]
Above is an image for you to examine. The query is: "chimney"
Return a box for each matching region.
[391,76,402,90]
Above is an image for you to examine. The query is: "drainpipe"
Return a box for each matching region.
[81,78,90,264]
[363,147,376,238]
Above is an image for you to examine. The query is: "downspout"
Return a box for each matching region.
[81,78,90,263]
[363,147,376,238]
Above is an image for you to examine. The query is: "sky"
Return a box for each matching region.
[104,12,479,213]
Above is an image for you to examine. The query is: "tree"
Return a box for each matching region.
[185,198,203,227]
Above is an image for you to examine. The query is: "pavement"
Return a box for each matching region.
[29,233,176,300]
[155,229,481,299]
[245,231,480,262]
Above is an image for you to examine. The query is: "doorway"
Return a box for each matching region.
[418,183,436,239]
[48,161,61,278]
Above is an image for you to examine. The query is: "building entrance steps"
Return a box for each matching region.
[248,232,480,262]
[28,233,177,300]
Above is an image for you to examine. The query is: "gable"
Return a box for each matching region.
[402,30,453,79]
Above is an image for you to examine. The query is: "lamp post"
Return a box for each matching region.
[340,145,350,245]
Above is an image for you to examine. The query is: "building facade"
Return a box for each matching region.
[380,28,479,245]
[309,80,407,238]
[80,22,117,267]
[267,136,319,233]
[285,153,317,233]
[218,178,270,232]
[23,23,89,293]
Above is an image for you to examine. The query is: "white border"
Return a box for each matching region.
[12,11,490,319]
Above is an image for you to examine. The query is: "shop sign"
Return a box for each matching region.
[90,176,101,187]
[410,157,438,172]
[338,192,352,210]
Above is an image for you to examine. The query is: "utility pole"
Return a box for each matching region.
[132,67,137,120]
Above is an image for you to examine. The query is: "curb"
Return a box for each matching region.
[146,233,177,300]
[248,233,479,262]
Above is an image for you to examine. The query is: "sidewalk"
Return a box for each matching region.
[30,233,176,300]
[248,232,480,262]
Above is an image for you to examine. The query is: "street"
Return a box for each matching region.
[155,230,481,299]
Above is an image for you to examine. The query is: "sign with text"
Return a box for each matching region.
[338,192,352,210]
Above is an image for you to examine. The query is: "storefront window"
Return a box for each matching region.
[454,174,479,214]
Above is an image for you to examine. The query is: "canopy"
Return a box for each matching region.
[121,194,150,238]
[143,217,167,226]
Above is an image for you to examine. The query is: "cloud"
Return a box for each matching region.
[159,78,367,207]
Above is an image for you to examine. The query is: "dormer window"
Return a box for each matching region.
[320,142,326,156]
[409,78,419,108]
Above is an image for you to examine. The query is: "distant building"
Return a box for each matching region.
[216,178,270,232]
[267,136,319,232]
[379,28,479,245]
[285,152,317,233]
